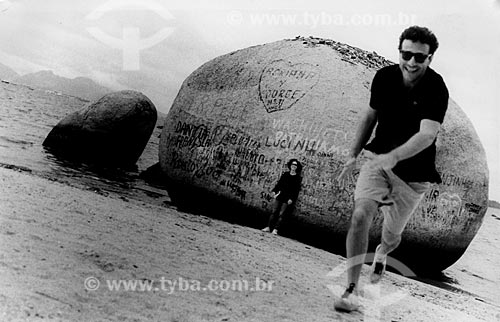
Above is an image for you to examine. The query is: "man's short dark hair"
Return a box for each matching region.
[398,26,439,54]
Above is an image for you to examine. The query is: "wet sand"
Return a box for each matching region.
[0,167,498,321]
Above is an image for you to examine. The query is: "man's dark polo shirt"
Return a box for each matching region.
[365,64,449,183]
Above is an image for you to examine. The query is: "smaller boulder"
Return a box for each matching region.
[43,90,157,167]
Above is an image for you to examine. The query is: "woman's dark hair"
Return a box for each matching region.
[398,26,439,54]
[286,158,303,174]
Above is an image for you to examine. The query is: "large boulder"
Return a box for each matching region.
[44,90,157,167]
[159,37,489,273]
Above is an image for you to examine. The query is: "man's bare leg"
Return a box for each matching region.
[346,198,379,286]
[334,198,379,312]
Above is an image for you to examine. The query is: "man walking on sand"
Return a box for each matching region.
[334,26,449,312]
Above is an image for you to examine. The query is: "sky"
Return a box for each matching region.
[0,0,499,200]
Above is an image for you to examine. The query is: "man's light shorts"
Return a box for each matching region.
[354,162,430,235]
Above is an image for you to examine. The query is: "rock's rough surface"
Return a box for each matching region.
[44,90,157,167]
[159,37,488,272]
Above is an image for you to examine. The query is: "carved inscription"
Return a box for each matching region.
[264,118,350,157]
[259,60,320,113]
[167,121,286,200]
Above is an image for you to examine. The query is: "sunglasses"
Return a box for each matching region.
[399,50,431,63]
[291,163,298,166]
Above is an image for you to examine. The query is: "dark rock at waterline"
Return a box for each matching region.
[158,37,488,273]
[43,90,157,167]
[140,162,169,187]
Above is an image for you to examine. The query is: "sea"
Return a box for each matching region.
[1,80,499,309]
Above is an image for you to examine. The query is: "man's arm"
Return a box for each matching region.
[368,119,441,170]
[348,106,378,159]
[337,106,377,182]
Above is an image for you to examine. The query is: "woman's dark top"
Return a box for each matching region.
[272,172,302,203]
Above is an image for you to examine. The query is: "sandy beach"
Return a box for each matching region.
[0,166,498,322]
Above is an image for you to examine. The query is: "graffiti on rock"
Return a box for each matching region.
[166,120,286,200]
[268,118,350,157]
[464,202,482,215]
[172,121,211,149]
[259,60,320,113]
[264,131,350,157]
[271,118,349,142]
[440,173,477,190]
[436,192,463,217]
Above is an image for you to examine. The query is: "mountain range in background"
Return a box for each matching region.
[0,62,111,101]
[0,62,18,81]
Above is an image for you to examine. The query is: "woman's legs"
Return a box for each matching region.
[268,200,288,230]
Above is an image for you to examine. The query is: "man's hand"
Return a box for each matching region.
[336,157,356,188]
[287,199,293,205]
[367,153,398,171]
